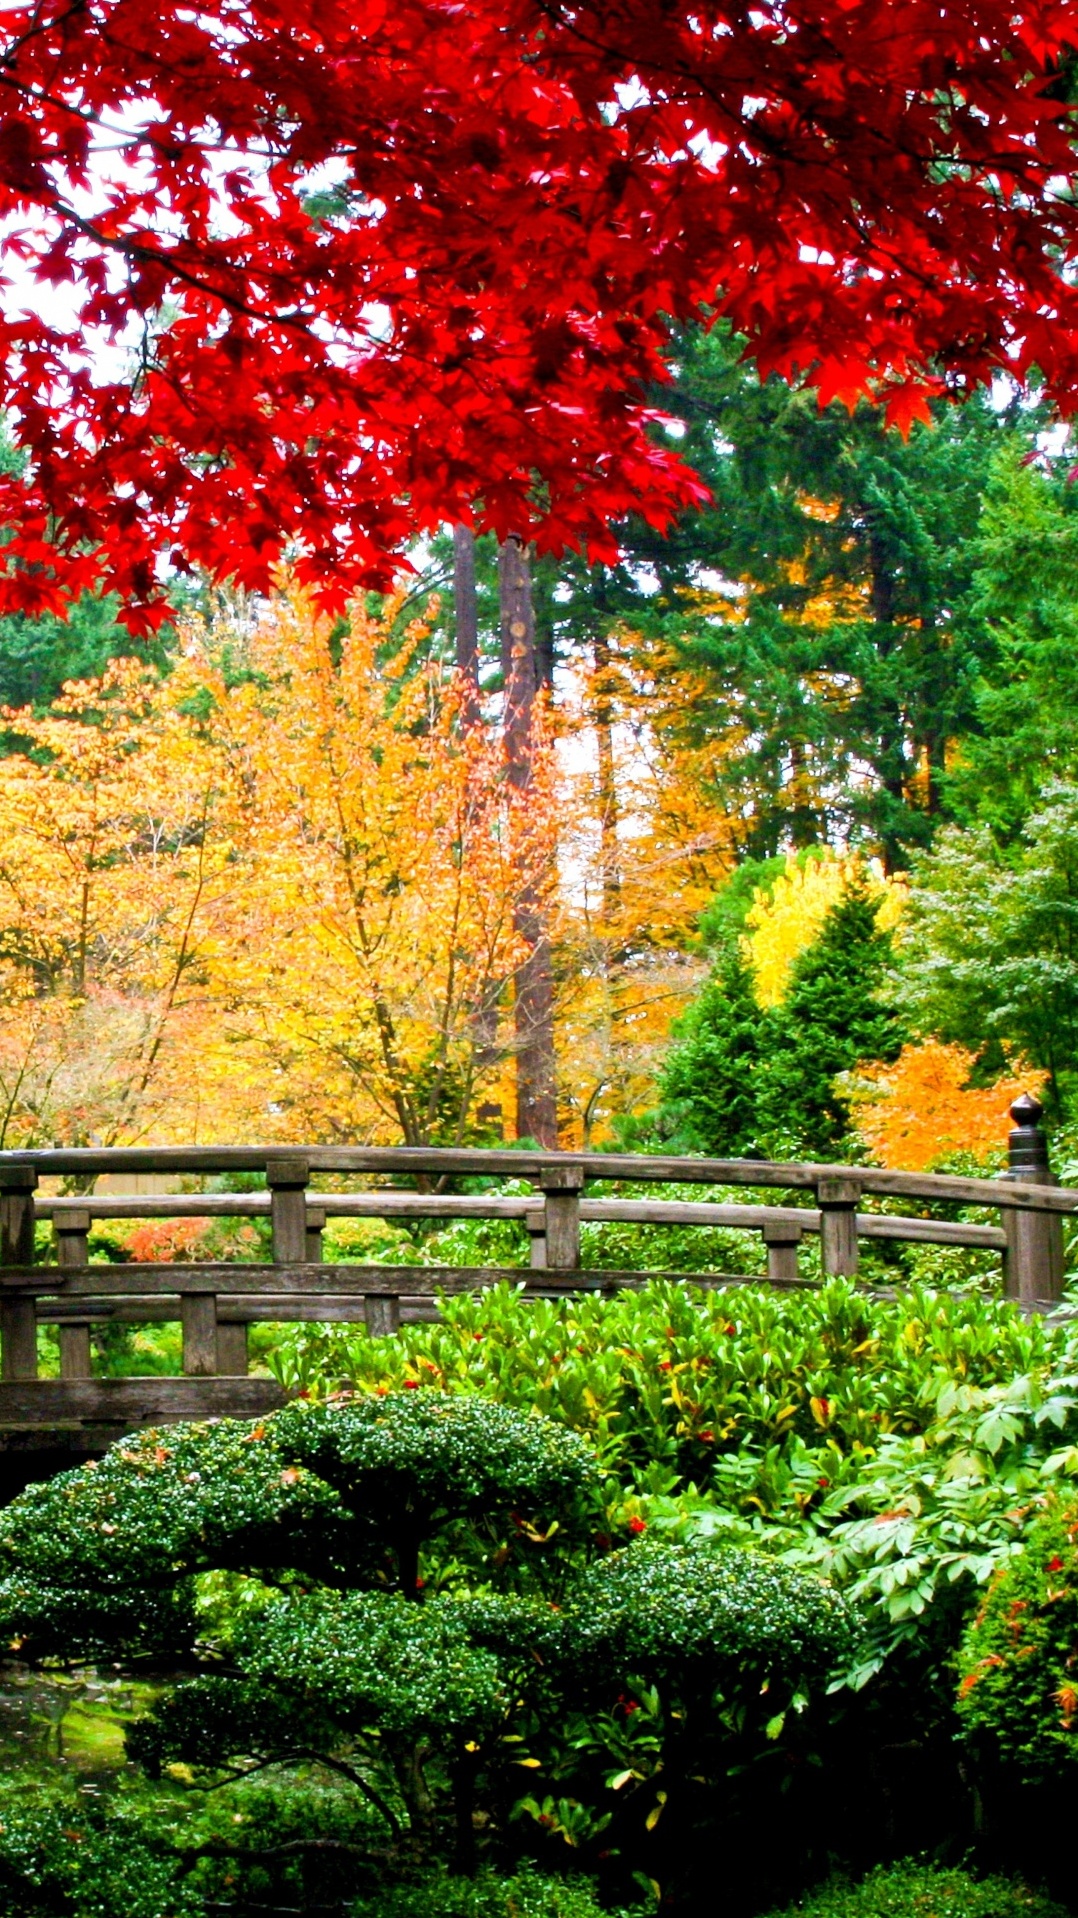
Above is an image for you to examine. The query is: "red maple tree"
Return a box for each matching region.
[1,0,1076,625]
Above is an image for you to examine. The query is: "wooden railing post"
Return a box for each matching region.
[181,1293,219,1376]
[306,1203,326,1263]
[817,1177,861,1278]
[1003,1092,1064,1309]
[54,1207,92,1379]
[268,1155,310,1263]
[762,1216,803,1284]
[525,1203,547,1269]
[0,1163,38,1380]
[216,1316,249,1376]
[540,1166,583,1271]
[366,1292,401,1338]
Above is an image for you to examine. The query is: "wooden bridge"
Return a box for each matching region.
[0,1094,1072,1487]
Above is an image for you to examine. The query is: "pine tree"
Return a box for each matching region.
[759,879,905,1155]
[647,877,904,1159]
[654,945,774,1157]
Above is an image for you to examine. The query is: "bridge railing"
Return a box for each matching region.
[0,1093,1072,1436]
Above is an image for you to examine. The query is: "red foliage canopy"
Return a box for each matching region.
[1,0,1077,626]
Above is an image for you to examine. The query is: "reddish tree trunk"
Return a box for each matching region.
[500,535,557,1147]
[452,524,480,724]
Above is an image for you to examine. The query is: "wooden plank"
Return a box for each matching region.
[0,1377,286,1426]
[23,1265,786,1310]
[857,1214,1005,1249]
[40,1194,270,1220]
[6,1262,515,1297]
[32,1191,1008,1249]
[12,1262,788,1299]
[38,1192,536,1222]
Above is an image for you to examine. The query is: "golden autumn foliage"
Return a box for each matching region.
[208,587,560,1145]
[554,628,743,1145]
[850,1039,1045,1170]
[0,656,239,1145]
[0,589,561,1147]
[744,849,907,1007]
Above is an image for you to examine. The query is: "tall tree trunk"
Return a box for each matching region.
[592,634,621,917]
[453,524,499,1105]
[452,524,480,723]
[500,534,557,1147]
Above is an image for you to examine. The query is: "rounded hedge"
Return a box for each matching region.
[275,1390,600,1520]
[566,1540,857,1693]
[0,1393,600,1657]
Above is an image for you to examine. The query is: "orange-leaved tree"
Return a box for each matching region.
[203,586,560,1146]
[556,628,744,1145]
[0,658,241,1147]
[849,1040,1044,1171]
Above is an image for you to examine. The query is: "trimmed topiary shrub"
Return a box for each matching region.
[956,1495,1078,1780]
[761,1861,1067,1918]
[0,1396,854,1899]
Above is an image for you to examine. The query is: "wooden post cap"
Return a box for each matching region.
[266,1156,310,1187]
[0,1163,37,1190]
[817,1176,861,1206]
[537,1164,585,1192]
[55,1209,91,1233]
[1008,1093,1051,1180]
[762,1217,804,1243]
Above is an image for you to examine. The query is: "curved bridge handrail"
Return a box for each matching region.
[0,1144,1075,1216]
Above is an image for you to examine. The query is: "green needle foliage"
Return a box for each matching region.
[647,875,903,1158]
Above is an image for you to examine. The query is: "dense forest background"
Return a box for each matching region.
[2,325,1076,1168]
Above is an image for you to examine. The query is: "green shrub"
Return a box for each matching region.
[0,1400,853,1894]
[567,1540,855,1694]
[957,1495,1078,1778]
[268,1278,1058,1487]
[349,1865,643,1918]
[0,1781,199,1918]
[761,1861,1067,1918]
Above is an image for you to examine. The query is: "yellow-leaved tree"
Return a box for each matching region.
[0,657,240,1146]
[743,849,907,1007]
[208,586,560,1145]
[0,588,561,1148]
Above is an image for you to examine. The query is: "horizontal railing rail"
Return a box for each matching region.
[2,1142,1077,1213]
[0,1094,1068,1440]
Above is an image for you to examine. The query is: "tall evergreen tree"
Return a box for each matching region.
[620,327,1030,866]
[647,878,904,1159]
[945,447,1078,839]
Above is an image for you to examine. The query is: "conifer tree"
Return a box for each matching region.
[648,877,904,1159]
